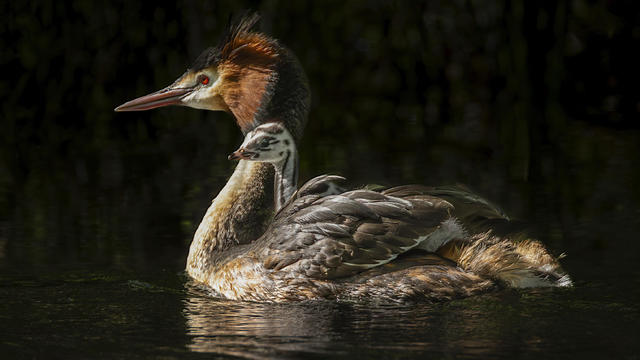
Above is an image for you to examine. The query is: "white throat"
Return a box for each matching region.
[273,147,298,211]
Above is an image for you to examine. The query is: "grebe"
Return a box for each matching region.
[227,121,345,213]
[115,15,571,302]
[228,122,299,212]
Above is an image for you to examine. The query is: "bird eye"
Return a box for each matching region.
[200,75,210,85]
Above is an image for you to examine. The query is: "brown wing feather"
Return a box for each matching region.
[256,185,454,280]
[274,175,346,218]
[384,184,508,220]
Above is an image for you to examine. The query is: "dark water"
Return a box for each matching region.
[2,1,640,359]
[1,252,639,359]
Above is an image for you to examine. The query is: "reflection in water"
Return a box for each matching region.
[182,282,531,358]
[182,280,639,359]
[184,283,341,357]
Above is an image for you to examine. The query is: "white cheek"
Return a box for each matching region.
[181,90,209,109]
[181,76,224,110]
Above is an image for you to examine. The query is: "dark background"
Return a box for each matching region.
[1,1,639,358]
[2,0,638,271]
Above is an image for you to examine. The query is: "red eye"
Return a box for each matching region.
[200,76,209,85]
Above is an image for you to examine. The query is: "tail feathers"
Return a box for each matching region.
[436,232,572,288]
[423,185,510,221]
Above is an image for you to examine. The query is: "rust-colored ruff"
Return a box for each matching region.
[218,33,279,133]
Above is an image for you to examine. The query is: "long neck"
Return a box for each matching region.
[186,161,274,281]
[273,147,298,212]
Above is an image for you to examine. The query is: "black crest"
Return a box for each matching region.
[190,12,261,71]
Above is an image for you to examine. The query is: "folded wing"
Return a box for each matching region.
[258,180,454,279]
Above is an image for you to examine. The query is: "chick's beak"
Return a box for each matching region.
[228,149,255,161]
[114,73,195,112]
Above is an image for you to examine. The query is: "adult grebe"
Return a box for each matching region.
[115,15,570,301]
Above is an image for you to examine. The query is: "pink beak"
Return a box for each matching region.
[114,84,195,112]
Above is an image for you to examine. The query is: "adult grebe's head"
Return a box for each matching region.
[228,122,295,163]
[114,13,310,142]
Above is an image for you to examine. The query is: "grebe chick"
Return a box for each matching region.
[228,122,298,212]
